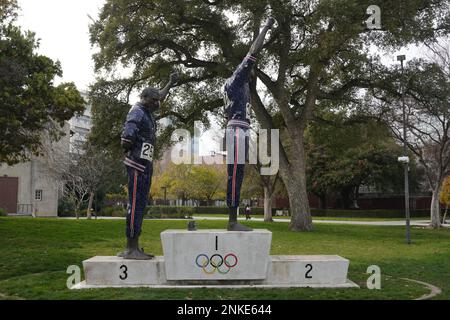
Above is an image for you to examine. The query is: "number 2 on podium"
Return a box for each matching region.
[305,264,313,279]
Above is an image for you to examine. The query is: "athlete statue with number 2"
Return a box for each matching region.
[223,17,275,231]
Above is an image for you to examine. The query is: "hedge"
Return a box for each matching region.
[58,205,127,218]
[0,208,6,216]
[144,206,430,218]
[146,206,194,219]
[65,204,430,219]
[193,206,265,215]
[100,205,127,217]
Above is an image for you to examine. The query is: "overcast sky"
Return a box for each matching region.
[15,0,222,155]
[15,0,432,156]
[15,1,427,92]
[16,0,106,92]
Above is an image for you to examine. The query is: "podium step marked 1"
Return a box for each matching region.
[162,229,272,280]
[73,229,359,289]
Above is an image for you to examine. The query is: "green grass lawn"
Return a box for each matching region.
[0,217,449,300]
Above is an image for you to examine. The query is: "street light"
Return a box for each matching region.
[397,54,411,245]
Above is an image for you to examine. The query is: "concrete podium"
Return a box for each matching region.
[161,229,271,280]
[73,229,358,289]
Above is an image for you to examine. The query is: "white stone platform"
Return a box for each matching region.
[82,256,166,286]
[74,255,357,289]
[266,255,350,286]
[72,229,358,289]
[161,229,272,280]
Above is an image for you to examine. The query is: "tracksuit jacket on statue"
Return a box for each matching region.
[121,102,156,239]
[223,54,256,208]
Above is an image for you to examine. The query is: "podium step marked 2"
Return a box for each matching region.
[73,229,359,289]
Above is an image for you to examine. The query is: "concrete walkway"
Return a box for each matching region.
[191,216,450,228]
[56,216,450,227]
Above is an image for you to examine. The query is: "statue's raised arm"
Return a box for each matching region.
[159,72,180,102]
[248,17,275,58]
[225,17,275,91]
[224,17,275,123]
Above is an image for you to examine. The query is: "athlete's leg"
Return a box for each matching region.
[119,166,153,260]
[125,166,138,238]
[131,168,152,238]
[118,165,138,257]
[226,126,252,231]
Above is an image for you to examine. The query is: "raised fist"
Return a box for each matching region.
[170,72,180,85]
[265,17,276,28]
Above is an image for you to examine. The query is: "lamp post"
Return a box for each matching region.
[397,54,411,245]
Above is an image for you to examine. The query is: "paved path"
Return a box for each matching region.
[56,216,450,227]
[192,216,450,227]
[400,278,442,300]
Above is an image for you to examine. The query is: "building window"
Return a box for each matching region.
[35,190,43,201]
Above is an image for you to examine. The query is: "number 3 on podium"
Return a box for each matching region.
[120,265,128,280]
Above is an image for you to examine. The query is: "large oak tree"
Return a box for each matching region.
[89,0,450,231]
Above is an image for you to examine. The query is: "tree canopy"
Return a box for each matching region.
[305,110,416,209]
[150,162,226,205]
[0,0,85,165]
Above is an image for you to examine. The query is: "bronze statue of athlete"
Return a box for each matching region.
[223,17,275,231]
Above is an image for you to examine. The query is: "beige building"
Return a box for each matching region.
[0,92,92,216]
[69,91,92,154]
[0,124,71,217]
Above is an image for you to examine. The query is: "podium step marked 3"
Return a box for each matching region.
[73,229,359,289]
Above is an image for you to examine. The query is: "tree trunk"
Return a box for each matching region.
[75,202,80,220]
[263,186,273,222]
[442,205,448,225]
[276,142,312,231]
[350,186,360,209]
[281,160,312,231]
[430,186,442,229]
[250,88,313,231]
[287,180,313,231]
[318,194,327,210]
[340,188,352,209]
[86,191,94,220]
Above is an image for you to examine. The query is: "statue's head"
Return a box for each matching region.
[140,87,161,111]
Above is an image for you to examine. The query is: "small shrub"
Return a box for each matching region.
[0,208,6,216]
[194,206,228,215]
[100,205,127,217]
[58,198,76,217]
[111,208,127,217]
[146,206,194,219]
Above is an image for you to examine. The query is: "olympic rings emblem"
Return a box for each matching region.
[195,253,238,275]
